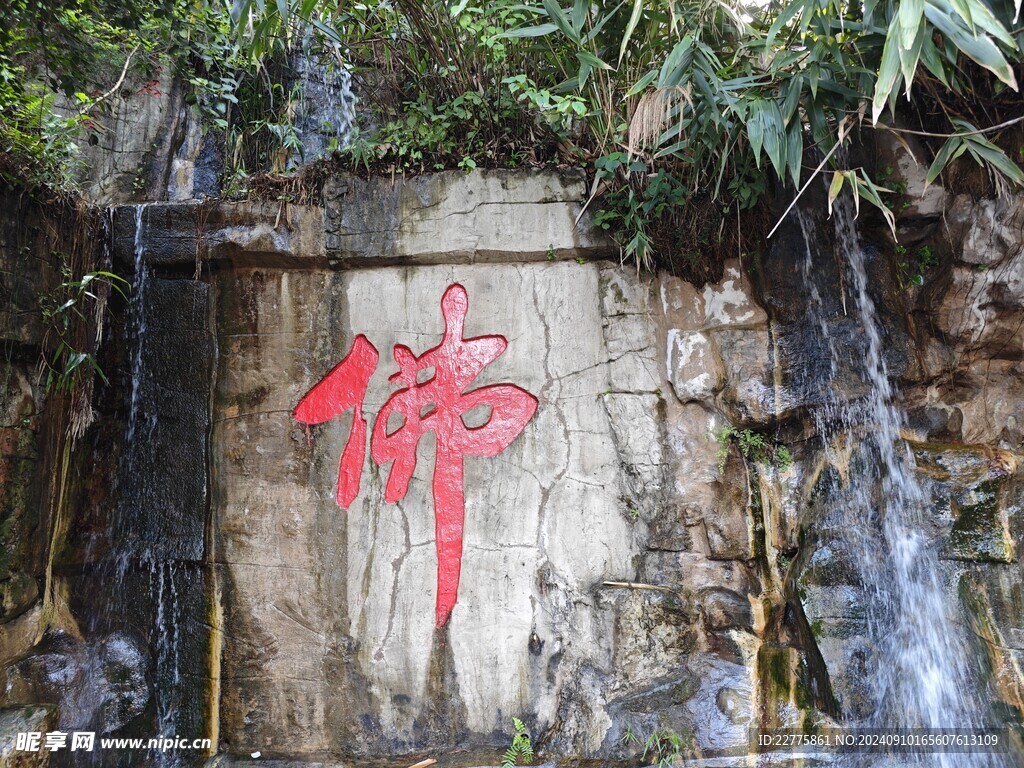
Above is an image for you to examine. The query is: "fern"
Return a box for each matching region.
[711,425,792,474]
[501,717,534,768]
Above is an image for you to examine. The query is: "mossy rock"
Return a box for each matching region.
[945,481,1016,563]
[910,443,1015,487]
[756,645,816,726]
[799,543,864,587]
[0,571,38,622]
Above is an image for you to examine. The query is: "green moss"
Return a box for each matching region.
[807,465,842,506]
[758,646,791,697]
[757,646,816,724]
[749,464,767,560]
[946,480,1015,563]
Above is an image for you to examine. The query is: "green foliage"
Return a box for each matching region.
[501,717,534,768]
[333,1,565,173]
[712,425,792,474]
[622,726,696,767]
[0,0,313,189]
[896,243,938,288]
[40,268,128,393]
[0,0,152,187]
[500,0,1024,266]
[925,119,1024,194]
[828,169,896,237]
[5,0,1024,276]
[593,153,690,271]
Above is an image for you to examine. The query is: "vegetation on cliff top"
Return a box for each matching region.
[2,0,1024,270]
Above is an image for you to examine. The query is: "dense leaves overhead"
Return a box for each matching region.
[2,0,1024,266]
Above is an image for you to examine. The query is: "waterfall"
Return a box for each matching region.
[796,196,1006,767]
[288,51,356,166]
[125,204,150,457]
[115,204,186,767]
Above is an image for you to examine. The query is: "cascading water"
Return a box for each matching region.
[102,203,187,767]
[795,196,1007,767]
[125,204,151,452]
[288,51,356,167]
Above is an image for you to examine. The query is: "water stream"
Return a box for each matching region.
[114,203,186,766]
[796,197,1005,767]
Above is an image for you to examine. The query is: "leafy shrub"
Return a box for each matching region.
[501,717,534,768]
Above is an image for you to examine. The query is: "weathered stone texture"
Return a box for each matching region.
[112,202,325,269]
[211,262,648,758]
[0,705,55,767]
[6,168,1022,764]
[323,171,616,266]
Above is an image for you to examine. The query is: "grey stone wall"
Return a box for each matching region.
[3,164,1023,766]
[124,168,1024,765]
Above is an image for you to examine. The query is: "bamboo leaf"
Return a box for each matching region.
[942,0,1015,46]
[945,0,976,31]
[578,50,613,70]
[925,136,966,186]
[872,15,904,123]
[964,135,1024,186]
[619,0,644,64]
[762,100,787,179]
[230,0,249,25]
[924,6,1018,88]
[781,75,803,124]
[578,60,592,89]
[310,17,342,44]
[808,99,829,143]
[572,0,587,36]
[767,0,806,46]
[828,171,845,215]
[583,1,625,43]
[919,34,951,87]
[855,171,896,236]
[898,0,925,49]
[864,0,881,25]
[626,70,658,96]
[659,37,693,86]
[787,120,803,187]
[543,0,579,43]
[498,22,560,38]
[898,20,927,96]
[747,103,764,168]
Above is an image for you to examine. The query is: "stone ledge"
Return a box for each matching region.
[111,170,616,270]
[111,201,326,269]
[324,169,616,266]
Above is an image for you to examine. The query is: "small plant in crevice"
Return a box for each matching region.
[501,717,534,768]
[40,267,128,393]
[896,244,938,288]
[711,425,792,474]
[623,726,695,767]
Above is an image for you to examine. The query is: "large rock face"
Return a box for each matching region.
[121,170,1024,764]
[211,261,645,758]
[4,166,1024,766]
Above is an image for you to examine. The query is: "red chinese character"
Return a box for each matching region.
[293,284,538,627]
[293,335,379,508]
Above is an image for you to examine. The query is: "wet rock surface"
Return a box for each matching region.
[0,705,56,767]
[0,631,149,734]
[2,168,1023,765]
